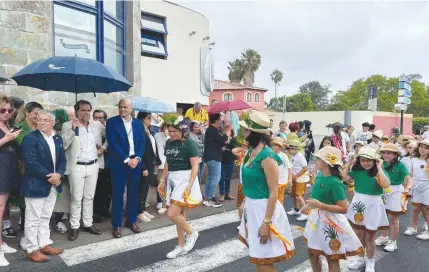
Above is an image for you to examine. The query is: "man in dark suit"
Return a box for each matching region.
[106,98,145,238]
[20,110,66,263]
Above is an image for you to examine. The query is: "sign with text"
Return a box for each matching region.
[398,89,412,97]
[398,81,411,91]
[398,96,411,104]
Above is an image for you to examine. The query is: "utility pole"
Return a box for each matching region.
[396,75,412,134]
[274,82,278,110]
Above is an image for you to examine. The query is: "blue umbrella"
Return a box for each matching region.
[11,56,131,98]
[131,96,175,114]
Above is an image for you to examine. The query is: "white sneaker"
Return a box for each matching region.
[347,257,365,270]
[384,240,397,252]
[236,225,240,231]
[156,203,163,210]
[424,222,428,232]
[55,222,68,234]
[144,211,155,219]
[404,227,418,236]
[166,246,186,259]
[296,214,308,221]
[158,207,167,215]
[0,243,16,254]
[287,208,300,216]
[417,231,429,240]
[202,200,212,207]
[365,257,375,272]
[0,252,9,266]
[183,230,199,252]
[375,236,389,246]
[145,202,150,208]
[138,213,151,222]
[306,184,311,187]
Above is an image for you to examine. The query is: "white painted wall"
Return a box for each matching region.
[140,1,210,108]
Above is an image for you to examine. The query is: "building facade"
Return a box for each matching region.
[210,80,266,110]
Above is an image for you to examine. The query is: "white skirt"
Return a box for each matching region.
[384,185,407,216]
[238,198,296,264]
[304,209,363,260]
[411,180,429,207]
[166,170,203,208]
[346,192,389,232]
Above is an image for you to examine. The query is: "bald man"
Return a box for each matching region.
[106,98,145,238]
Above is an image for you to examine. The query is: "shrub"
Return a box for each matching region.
[413,117,429,133]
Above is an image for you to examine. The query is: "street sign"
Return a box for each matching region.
[399,74,412,84]
[398,89,412,97]
[398,96,411,104]
[398,81,411,91]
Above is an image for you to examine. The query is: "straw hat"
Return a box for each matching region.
[406,140,418,148]
[380,143,402,156]
[372,129,383,139]
[271,137,285,147]
[357,146,378,160]
[314,146,343,166]
[403,135,415,142]
[354,141,366,147]
[238,110,272,134]
[288,139,301,148]
[419,139,429,148]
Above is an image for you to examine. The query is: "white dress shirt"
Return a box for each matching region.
[41,131,56,172]
[122,117,135,163]
[78,125,98,162]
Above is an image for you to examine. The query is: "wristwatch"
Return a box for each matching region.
[263,219,273,226]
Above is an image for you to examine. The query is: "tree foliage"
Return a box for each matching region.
[298,80,332,110]
[270,70,283,85]
[268,94,313,112]
[227,59,244,83]
[241,49,261,86]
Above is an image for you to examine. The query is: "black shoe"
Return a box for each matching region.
[2,227,17,239]
[112,228,121,239]
[83,225,102,235]
[210,198,222,208]
[68,229,79,241]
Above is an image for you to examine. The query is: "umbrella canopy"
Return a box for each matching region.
[208,99,252,114]
[11,56,131,94]
[0,66,10,83]
[131,96,175,114]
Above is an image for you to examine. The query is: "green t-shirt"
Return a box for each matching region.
[311,173,347,205]
[242,146,282,199]
[383,161,409,186]
[349,169,388,195]
[164,138,199,171]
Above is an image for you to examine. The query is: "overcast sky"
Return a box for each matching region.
[176,0,429,100]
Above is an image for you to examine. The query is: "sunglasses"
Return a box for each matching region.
[0,108,13,114]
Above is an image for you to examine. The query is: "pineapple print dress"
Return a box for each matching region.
[383,161,410,215]
[304,173,363,260]
[346,170,389,232]
[238,147,296,264]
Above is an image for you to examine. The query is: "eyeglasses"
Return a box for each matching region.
[37,119,53,124]
[0,108,13,114]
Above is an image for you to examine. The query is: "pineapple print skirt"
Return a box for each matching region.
[238,198,296,264]
[385,184,408,215]
[346,192,389,232]
[166,170,203,208]
[304,209,363,260]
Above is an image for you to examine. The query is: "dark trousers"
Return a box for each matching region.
[138,173,155,214]
[219,162,234,195]
[110,165,141,228]
[94,168,112,217]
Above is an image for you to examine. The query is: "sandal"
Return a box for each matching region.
[225,194,235,200]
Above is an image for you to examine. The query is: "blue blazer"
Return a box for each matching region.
[106,115,145,169]
[21,130,66,198]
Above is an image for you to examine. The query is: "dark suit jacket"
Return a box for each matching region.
[21,130,66,198]
[142,130,161,173]
[106,115,145,169]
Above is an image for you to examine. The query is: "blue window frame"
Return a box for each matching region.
[53,0,126,75]
[141,12,167,59]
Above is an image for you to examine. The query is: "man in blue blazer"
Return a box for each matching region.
[20,110,66,263]
[106,98,145,238]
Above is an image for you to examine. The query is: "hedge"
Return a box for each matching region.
[413,117,429,133]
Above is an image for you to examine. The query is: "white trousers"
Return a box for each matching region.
[69,163,99,229]
[21,187,57,254]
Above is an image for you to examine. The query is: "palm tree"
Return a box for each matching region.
[270,69,283,108]
[241,49,261,86]
[227,59,244,83]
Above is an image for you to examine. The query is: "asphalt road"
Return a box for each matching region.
[2,195,429,272]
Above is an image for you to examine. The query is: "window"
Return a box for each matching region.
[246,93,252,102]
[254,93,260,102]
[141,12,168,59]
[223,93,233,101]
[53,0,126,75]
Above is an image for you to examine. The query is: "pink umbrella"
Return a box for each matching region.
[208,99,252,114]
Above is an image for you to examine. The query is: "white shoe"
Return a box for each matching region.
[138,213,152,222]
[417,231,429,240]
[384,240,397,252]
[286,208,300,216]
[404,227,418,236]
[236,225,240,231]
[0,243,16,254]
[365,257,375,272]
[156,203,163,210]
[306,184,311,187]
[55,222,68,234]
[144,211,155,219]
[202,200,212,207]
[184,230,199,252]
[424,222,428,232]
[347,257,365,270]
[166,245,186,259]
[375,236,389,246]
[145,202,150,208]
[158,207,167,215]
[0,252,9,266]
[296,214,308,221]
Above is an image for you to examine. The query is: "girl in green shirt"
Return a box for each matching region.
[301,146,363,272]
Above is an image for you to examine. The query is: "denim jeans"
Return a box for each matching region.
[198,160,205,183]
[219,162,234,195]
[205,160,221,199]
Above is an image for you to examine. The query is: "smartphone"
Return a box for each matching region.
[11,125,22,132]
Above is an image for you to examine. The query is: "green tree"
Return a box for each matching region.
[270,69,283,109]
[287,93,314,112]
[298,81,331,110]
[241,49,261,86]
[227,59,244,83]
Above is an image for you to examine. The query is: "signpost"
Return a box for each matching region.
[397,74,412,134]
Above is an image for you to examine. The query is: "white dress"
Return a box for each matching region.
[410,158,429,207]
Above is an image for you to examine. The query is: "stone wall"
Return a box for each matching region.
[0,0,142,117]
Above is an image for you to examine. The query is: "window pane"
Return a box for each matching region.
[54,4,96,59]
[141,14,166,33]
[73,0,95,6]
[141,37,167,56]
[104,20,123,74]
[104,0,124,21]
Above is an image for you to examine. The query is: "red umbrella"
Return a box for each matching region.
[208,99,252,114]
